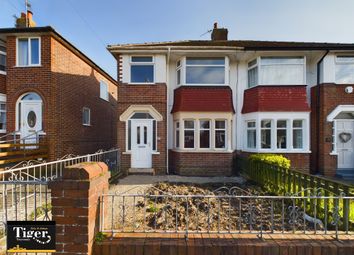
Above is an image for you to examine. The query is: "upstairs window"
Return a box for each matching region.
[17,38,40,66]
[130,56,154,83]
[185,57,226,85]
[248,56,305,87]
[335,56,354,84]
[100,81,109,101]
[0,46,6,74]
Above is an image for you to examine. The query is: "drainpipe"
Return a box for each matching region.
[166,47,171,174]
[315,50,329,174]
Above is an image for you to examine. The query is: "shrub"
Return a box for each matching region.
[248,154,291,169]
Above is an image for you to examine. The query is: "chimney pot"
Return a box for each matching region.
[27,10,33,20]
[211,23,228,41]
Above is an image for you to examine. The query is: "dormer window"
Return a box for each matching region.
[176,57,228,86]
[17,37,40,66]
[130,56,154,83]
[335,56,354,84]
[248,56,305,87]
[0,46,6,74]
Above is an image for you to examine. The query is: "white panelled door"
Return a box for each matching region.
[20,100,42,143]
[131,119,152,168]
[336,120,354,169]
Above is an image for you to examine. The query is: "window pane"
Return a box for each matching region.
[293,129,303,149]
[184,120,194,129]
[131,112,153,119]
[131,65,154,83]
[0,54,5,71]
[337,56,354,62]
[261,57,304,65]
[248,59,257,68]
[153,120,156,150]
[336,64,354,83]
[248,67,258,87]
[293,120,303,128]
[143,126,147,145]
[277,120,287,128]
[215,120,225,129]
[184,130,194,148]
[247,129,256,148]
[100,82,108,100]
[261,120,271,128]
[186,57,225,65]
[131,56,153,62]
[30,38,39,65]
[261,129,271,149]
[128,120,131,150]
[200,120,210,129]
[215,130,226,148]
[247,121,256,128]
[200,130,210,148]
[83,108,90,125]
[137,126,140,144]
[186,66,225,84]
[260,64,303,85]
[176,130,180,148]
[18,39,29,66]
[177,69,181,84]
[277,129,287,149]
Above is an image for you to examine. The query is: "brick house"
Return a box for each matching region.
[0,12,117,160]
[108,23,354,179]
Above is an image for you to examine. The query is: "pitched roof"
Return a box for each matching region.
[171,86,235,113]
[108,40,354,51]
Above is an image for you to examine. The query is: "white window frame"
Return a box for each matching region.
[16,37,41,67]
[175,121,180,148]
[243,112,310,153]
[276,120,288,150]
[335,55,354,84]
[214,119,227,150]
[99,80,109,101]
[292,119,304,150]
[199,119,211,149]
[129,56,155,84]
[82,107,91,126]
[183,119,195,149]
[247,56,306,87]
[246,120,257,149]
[177,56,229,86]
[0,49,6,75]
[0,94,6,133]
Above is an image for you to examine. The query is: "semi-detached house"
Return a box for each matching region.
[108,23,354,179]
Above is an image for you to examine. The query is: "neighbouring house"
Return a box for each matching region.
[0,11,117,162]
[108,23,354,179]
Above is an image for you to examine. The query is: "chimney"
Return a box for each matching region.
[16,10,36,28]
[211,22,228,41]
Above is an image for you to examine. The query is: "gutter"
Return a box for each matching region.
[315,50,329,174]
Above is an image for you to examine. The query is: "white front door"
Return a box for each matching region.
[337,120,354,169]
[131,120,152,168]
[20,100,42,143]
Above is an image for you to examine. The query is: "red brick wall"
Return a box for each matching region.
[237,151,310,173]
[118,83,167,175]
[0,74,6,93]
[5,34,117,160]
[51,36,117,158]
[169,150,233,176]
[242,85,310,113]
[310,83,354,177]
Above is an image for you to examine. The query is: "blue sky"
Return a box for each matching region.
[1,0,354,79]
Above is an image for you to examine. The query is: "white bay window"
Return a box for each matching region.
[174,113,232,151]
[248,56,305,87]
[244,113,309,152]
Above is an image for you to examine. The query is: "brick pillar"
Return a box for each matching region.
[49,162,110,255]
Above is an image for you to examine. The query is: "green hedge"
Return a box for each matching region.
[248,154,290,169]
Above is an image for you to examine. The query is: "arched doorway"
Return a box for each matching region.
[17,92,43,143]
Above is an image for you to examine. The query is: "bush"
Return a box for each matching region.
[248,154,291,169]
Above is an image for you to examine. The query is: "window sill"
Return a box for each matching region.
[0,71,6,75]
[330,151,338,156]
[0,130,6,134]
[128,82,156,85]
[15,65,42,68]
[82,124,91,127]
